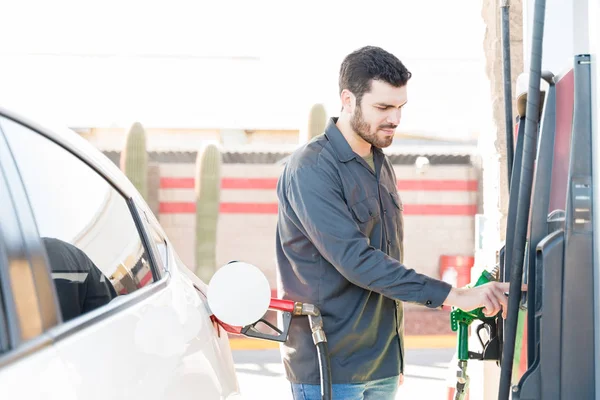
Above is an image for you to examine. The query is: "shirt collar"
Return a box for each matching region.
[324,117,384,163]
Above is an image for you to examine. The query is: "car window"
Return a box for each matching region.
[0,162,14,352]
[0,117,156,322]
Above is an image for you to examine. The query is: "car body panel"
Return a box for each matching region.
[0,106,242,399]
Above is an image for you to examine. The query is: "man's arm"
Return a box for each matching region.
[284,164,519,316]
[283,165,451,308]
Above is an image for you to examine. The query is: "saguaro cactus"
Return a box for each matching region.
[194,142,222,282]
[307,103,327,141]
[120,122,148,200]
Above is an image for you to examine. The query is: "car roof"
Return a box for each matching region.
[0,105,140,202]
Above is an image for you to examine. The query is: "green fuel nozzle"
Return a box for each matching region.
[450,266,502,400]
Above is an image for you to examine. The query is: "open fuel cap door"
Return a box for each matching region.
[207,261,271,327]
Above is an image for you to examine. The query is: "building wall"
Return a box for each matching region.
[156,161,479,290]
[96,124,480,294]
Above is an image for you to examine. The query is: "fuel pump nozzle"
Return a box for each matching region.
[207,261,332,400]
[211,298,332,400]
[450,265,502,400]
[214,299,328,344]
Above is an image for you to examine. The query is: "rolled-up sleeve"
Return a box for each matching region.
[283,165,451,308]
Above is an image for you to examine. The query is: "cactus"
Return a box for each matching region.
[120,122,148,200]
[194,142,222,282]
[307,103,327,141]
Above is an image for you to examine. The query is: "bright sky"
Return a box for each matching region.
[0,0,493,141]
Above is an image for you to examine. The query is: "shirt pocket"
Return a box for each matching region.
[350,196,380,229]
[389,191,403,212]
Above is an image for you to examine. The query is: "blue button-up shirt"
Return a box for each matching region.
[276,117,452,384]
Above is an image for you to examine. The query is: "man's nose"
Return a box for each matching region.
[387,108,401,125]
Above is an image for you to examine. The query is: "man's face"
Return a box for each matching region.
[349,80,408,149]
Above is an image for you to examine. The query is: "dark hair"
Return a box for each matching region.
[339,46,412,105]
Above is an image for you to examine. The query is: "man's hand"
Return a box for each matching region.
[443,282,527,319]
[398,373,404,386]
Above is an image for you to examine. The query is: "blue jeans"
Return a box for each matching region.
[290,375,399,400]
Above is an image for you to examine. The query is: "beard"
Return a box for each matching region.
[350,104,397,149]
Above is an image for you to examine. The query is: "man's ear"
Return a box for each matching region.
[340,89,355,114]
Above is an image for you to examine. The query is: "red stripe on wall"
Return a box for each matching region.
[160,202,196,213]
[160,177,477,191]
[159,202,477,216]
[397,180,478,191]
[161,177,195,189]
[402,204,478,216]
[220,203,279,214]
[221,178,278,189]
[160,177,279,190]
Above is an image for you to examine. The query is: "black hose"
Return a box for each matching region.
[316,341,332,400]
[497,246,506,364]
[504,124,525,283]
[501,0,515,187]
[498,0,546,398]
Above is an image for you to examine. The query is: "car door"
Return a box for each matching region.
[0,114,241,400]
[0,117,78,399]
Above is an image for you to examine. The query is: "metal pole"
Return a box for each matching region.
[501,0,515,189]
[498,0,547,398]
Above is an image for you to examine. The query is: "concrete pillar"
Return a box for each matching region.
[482,0,523,244]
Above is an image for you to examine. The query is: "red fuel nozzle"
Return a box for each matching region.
[211,297,298,337]
[269,298,296,313]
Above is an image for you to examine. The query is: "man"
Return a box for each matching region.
[275,46,515,400]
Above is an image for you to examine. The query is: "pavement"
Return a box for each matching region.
[232,340,458,399]
[229,334,457,351]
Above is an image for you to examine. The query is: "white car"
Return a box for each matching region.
[0,107,242,399]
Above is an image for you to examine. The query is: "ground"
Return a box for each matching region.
[233,347,457,399]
